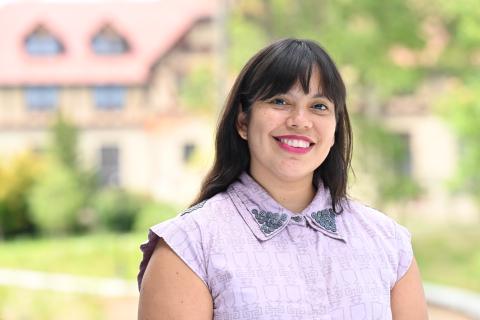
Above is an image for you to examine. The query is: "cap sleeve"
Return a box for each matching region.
[137,216,207,290]
[394,223,414,282]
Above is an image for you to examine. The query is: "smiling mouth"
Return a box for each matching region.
[273,137,314,149]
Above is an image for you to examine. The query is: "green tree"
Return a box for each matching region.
[352,116,422,209]
[28,113,97,235]
[50,111,79,168]
[0,152,43,239]
[179,64,216,113]
[227,0,426,208]
[28,161,88,235]
[435,78,480,205]
[228,0,425,97]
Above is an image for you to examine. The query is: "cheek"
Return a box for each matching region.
[248,111,277,136]
[318,120,336,145]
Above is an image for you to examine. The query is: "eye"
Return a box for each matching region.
[269,98,287,105]
[313,103,328,111]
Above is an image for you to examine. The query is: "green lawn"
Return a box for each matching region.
[412,224,480,293]
[0,225,479,293]
[0,286,105,320]
[0,232,147,280]
[0,226,479,319]
[0,232,144,319]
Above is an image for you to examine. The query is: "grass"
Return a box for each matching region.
[0,226,480,292]
[0,232,144,319]
[0,286,138,320]
[0,286,105,320]
[0,225,479,319]
[0,232,146,280]
[411,224,480,293]
[0,225,479,293]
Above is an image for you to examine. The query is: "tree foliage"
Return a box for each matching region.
[226,0,480,208]
[228,0,425,97]
[227,0,427,206]
[28,113,96,235]
[28,161,88,235]
[0,153,42,238]
[351,116,422,208]
[435,78,480,204]
[179,63,216,113]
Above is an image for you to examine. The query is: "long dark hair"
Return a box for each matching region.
[191,38,352,212]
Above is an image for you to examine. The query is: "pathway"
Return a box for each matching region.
[1,268,479,319]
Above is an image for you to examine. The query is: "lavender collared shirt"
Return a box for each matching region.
[138,172,413,320]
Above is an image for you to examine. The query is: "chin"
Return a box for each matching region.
[274,169,314,183]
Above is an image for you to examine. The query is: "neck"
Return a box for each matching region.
[249,169,316,213]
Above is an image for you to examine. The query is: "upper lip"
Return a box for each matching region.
[274,135,315,144]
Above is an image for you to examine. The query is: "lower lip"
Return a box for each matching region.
[275,139,313,154]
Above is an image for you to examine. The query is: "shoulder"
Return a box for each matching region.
[179,191,234,218]
[341,199,414,284]
[341,199,411,242]
[146,191,239,252]
[168,191,235,230]
[138,191,234,290]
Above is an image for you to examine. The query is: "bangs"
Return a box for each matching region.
[240,40,343,109]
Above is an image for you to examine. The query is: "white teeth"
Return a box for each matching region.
[279,138,310,148]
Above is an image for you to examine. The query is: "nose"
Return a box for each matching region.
[286,107,313,129]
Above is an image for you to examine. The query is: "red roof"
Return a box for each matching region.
[0,1,215,86]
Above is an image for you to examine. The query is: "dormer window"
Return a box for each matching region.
[92,25,129,55]
[25,26,64,56]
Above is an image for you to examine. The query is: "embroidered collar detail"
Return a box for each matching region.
[251,209,288,235]
[228,172,346,242]
[311,208,337,232]
[180,200,206,216]
[291,216,303,223]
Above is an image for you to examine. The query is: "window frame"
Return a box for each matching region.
[24,86,59,111]
[93,85,126,110]
[91,27,129,55]
[25,27,64,56]
[98,145,120,187]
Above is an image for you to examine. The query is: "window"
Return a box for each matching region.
[93,86,125,110]
[91,26,129,55]
[25,26,64,56]
[397,133,412,176]
[99,145,120,187]
[24,86,58,111]
[183,143,196,163]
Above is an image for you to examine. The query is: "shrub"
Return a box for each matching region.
[28,161,88,235]
[0,152,43,238]
[133,201,178,232]
[92,188,146,232]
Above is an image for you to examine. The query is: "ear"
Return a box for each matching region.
[235,111,248,140]
[236,110,248,140]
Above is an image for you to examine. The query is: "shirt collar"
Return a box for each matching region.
[227,172,346,242]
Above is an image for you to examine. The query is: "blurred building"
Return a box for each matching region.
[382,79,477,222]
[0,1,217,204]
[0,1,476,220]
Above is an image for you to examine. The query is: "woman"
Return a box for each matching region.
[138,38,428,319]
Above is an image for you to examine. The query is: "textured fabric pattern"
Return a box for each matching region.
[138,172,414,320]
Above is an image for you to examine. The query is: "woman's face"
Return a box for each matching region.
[237,68,337,185]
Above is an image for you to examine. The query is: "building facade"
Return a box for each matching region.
[0,1,217,205]
[0,1,477,220]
